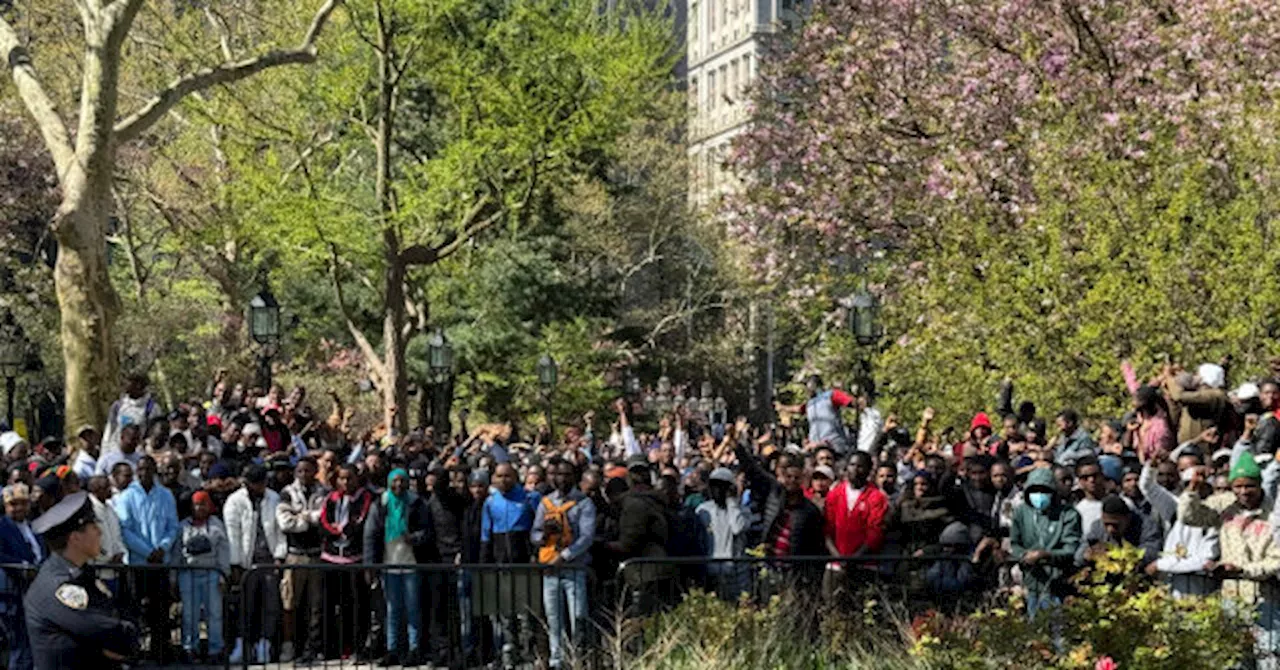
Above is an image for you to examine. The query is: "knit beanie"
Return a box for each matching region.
[1230,450,1262,483]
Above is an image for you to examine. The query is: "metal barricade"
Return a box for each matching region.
[236,562,591,670]
[0,562,228,668]
[0,556,1271,668]
[615,554,994,617]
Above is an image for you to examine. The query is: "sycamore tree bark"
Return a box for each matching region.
[1,0,340,433]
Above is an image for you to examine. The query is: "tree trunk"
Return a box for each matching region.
[6,0,339,438]
[375,11,408,435]
[54,185,120,435]
[382,255,408,435]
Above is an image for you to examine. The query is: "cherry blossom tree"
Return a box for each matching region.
[729,0,1280,421]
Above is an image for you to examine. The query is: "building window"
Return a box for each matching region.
[690,1,699,44]
[709,70,717,111]
[709,0,716,32]
[729,60,738,102]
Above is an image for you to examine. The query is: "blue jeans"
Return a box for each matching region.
[542,568,588,669]
[384,571,422,654]
[1025,591,1060,620]
[178,568,223,654]
[707,562,748,602]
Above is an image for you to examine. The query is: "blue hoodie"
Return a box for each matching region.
[481,486,540,563]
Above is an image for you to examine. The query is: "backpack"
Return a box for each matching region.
[538,496,577,564]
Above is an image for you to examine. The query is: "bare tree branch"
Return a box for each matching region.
[278,130,337,187]
[324,238,385,387]
[113,0,341,144]
[399,193,493,265]
[203,6,236,62]
[1,15,76,180]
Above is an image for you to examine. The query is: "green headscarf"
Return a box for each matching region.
[1230,451,1262,483]
[384,468,411,544]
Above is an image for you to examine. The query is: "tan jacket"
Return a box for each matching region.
[1178,490,1280,602]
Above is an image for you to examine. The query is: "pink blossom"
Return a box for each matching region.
[1095,657,1117,670]
[722,0,1280,300]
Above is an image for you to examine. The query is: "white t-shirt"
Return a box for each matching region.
[845,483,864,513]
[1076,498,1103,536]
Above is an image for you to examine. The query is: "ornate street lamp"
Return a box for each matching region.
[626,374,642,397]
[698,382,714,415]
[0,312,26,429]
[427,329,453,380]
[426,329,454,437]
[655,375,672,414]
[537,354,558,436]
[248,286,281,389]
[850,288,883,347]
[850,287,883,445]
[712,395,727,426]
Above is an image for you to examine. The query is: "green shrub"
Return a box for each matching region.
[617,548,1255,670]
[910,547,1256,670]
[616,587,923,670]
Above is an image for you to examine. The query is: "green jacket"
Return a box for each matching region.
[1010,468,1082,595]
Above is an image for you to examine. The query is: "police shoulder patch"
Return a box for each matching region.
[55,584,88,610]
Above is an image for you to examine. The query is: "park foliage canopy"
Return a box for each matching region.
[729,0,1280,425]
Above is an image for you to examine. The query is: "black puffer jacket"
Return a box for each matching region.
[615,489,669,560]
[427,487,468,562]
[461,499,485,564]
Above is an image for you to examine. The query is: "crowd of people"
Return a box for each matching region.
[0,357,1279,668]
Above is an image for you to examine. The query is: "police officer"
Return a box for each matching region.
[23,492,138,669]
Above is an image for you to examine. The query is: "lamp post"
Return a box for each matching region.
[248,286,281,390]
[851,288,883,348]
[850,287,883,446]
[625,374,641,398]
[0,312,27,430]
[655,375,672,414]
[698,382,714,418]
[427,329,454,439]
[537,354,558,438]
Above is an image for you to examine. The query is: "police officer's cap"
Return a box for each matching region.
[31,492,96,540]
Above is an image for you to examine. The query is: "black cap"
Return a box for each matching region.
[34,475,59,499]
[31,492,96,540]
[243,464,268,484]
[1101,494,1130,516]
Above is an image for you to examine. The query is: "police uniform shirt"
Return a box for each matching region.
[23,493,138,670]
[24,552,136,670]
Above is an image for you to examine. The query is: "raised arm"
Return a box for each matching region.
[673,410,688,464]
[1137,448,1178,527]
[617,399,641,458]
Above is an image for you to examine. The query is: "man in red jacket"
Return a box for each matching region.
[824,451,889,559]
